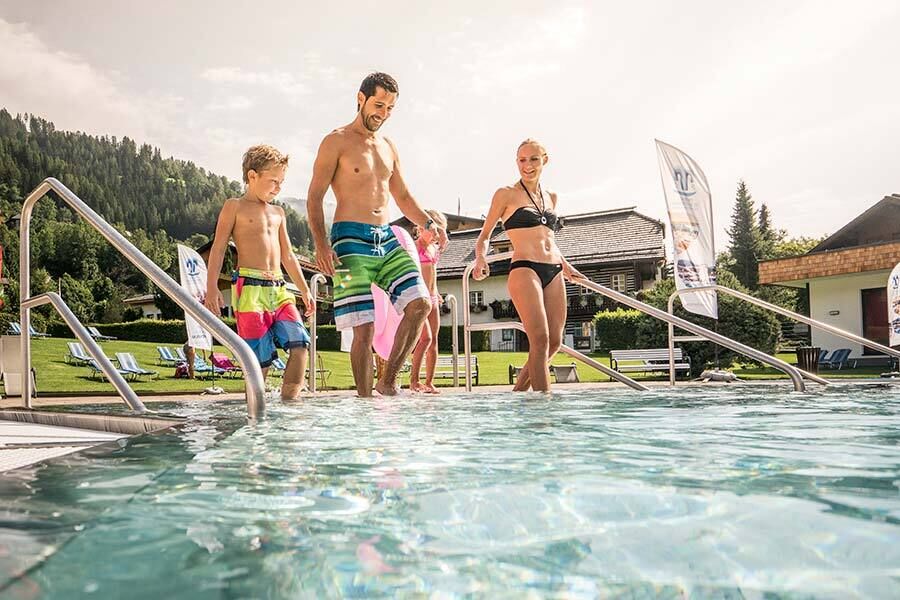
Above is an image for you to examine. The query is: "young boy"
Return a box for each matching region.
[204,145,315,400]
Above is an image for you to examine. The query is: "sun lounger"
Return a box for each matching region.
[210,352,243,378]
[87,358,134,381]
[88,326,116,341]
[66,341,104,365]
[157,346,182,366]
[115,352,158,380]
[820,348,854,369]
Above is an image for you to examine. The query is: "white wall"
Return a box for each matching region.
[437,275,520,350]
[809,270,890,357]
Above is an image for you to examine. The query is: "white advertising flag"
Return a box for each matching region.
[889,261,900,347]
[655,139,718,319]
[177,244,213,351]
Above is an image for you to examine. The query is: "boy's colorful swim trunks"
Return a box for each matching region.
[330,221,429,330]
[232,267,310,367]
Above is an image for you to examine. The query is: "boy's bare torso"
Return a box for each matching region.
[231,198,284,272]
[329,126,396,225]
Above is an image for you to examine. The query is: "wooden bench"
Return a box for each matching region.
[433,355,478,385]
[610,348,691,377]
[508,363,580,384]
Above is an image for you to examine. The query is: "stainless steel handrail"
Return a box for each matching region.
[572,277,809,391]
[19,178,266,418]
[461,252,648,391]
[444,294,459,387]
[308,273,328,393]
[462,252,809,391]
[22,293,146,412]
[667,285,900,385]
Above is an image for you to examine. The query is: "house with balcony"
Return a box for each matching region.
[436,208,667,351]
[759,193,900,365]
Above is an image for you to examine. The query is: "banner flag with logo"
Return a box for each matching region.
[177,244,213,351]
[655,139,718,319]
[889,261,900,347]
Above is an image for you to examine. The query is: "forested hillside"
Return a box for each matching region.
[0,109,313,326]
[0,110,311,244]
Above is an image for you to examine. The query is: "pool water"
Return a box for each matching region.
[1,385,898,598]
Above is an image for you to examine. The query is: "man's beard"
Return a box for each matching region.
[363,112,383,132]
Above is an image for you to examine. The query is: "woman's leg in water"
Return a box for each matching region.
[512,271,567,391]
[508,268,551,392]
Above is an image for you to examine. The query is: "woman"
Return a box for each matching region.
[409,209,448,393]
[472,139,581,392]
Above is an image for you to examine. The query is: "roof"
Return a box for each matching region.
[123,293,156,304]
[809,194,900,252]
[437,208,666,278]
[391,212,485,232]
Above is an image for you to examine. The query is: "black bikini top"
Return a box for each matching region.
[502,182,558,231]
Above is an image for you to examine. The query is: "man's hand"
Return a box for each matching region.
[203,289,225,315]
[301,289,316,318]
[315,240,340,277]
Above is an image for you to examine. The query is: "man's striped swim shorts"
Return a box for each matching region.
[330,221,429,330]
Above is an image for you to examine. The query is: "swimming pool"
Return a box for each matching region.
[1,385,898,598]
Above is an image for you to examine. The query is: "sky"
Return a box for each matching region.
[1,0,898,246]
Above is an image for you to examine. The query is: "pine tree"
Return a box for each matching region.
[757,202,777,260]
[725,180,761,289]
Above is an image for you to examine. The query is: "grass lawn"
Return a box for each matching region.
[9,337,889,396]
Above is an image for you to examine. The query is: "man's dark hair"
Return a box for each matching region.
[358,72,399,111]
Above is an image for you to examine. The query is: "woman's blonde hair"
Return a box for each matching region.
[425,209,448,229]
[517,138,547,156]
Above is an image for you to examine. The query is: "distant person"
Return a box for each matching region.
[182,341,196,379]
[306,72,448,397]
[472,139,582,392]
[204,145,315,400]
[409,209,448,394]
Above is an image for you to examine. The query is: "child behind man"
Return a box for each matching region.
[409,209,448,393]
[204,145,315,400]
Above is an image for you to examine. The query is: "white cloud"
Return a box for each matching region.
[0,18,182,144]
[201,67,310,96]
[205,96,253,111]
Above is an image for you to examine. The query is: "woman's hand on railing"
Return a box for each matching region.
[562,261,585,282]
[472,256,490,281]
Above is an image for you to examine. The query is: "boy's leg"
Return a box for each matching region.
[281,348,307,400]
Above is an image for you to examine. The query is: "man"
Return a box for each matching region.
[307,72,448,397]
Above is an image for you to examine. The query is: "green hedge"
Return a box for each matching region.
[593,309,644,351]
[438,326,490,352]
[40,319,491,353]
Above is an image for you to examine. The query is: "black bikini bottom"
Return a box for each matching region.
[509,260,563,289]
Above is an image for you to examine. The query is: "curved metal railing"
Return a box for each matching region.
[308,273,328,393]
[462,252,811,392]
[19,178,266,418]
[667,285,900,385]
